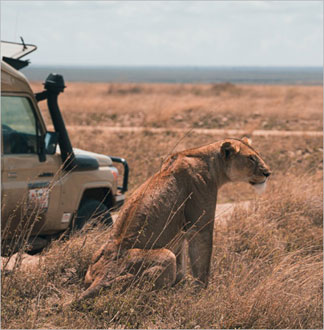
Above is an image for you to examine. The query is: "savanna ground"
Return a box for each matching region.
[1,82,323,329]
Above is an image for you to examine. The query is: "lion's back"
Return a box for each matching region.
[112,158,189,249]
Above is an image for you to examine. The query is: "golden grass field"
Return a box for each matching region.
[32,82,323,131]
[2,82,323,329]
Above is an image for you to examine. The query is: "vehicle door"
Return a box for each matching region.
[1,94,63,239]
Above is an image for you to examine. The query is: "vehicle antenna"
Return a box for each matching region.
[20,36,27,50]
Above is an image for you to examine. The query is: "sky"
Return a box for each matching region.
[1,1,323,67]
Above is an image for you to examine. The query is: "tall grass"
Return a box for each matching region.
[1,174,322,329]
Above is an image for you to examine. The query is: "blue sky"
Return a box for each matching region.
[1,1,323,66]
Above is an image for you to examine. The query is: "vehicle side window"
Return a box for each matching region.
[1,96,38,154]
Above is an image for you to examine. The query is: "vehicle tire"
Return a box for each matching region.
[74,199,112,231]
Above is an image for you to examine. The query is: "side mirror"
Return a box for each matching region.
[45,131,58,154]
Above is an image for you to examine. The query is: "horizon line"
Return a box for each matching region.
[25,64,323,69]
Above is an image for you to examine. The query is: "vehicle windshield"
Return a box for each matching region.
[1,40,37,59]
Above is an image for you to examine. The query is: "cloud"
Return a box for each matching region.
[1,1,322,66]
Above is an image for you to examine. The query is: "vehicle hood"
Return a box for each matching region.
[73,148,113,167]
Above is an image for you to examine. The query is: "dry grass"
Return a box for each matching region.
[2,82,323,328]
[31,82,323,131]
[1,175,322,329]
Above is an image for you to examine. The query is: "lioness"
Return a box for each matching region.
[79,138,271,301]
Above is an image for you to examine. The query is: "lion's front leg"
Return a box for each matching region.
[187,228,213,287]
[174,240,187,284]
[184,195,216,287]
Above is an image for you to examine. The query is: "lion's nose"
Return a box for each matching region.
[263,170,271,177]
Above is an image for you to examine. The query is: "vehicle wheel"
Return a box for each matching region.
[74,199,112,231]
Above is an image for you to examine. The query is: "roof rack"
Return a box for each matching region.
[1,37,37,70]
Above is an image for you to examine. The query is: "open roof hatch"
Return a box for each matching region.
[1,37,37,70]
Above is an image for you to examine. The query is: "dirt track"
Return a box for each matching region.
[68,125,323,137]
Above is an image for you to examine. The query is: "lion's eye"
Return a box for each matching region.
[248,155,255,162]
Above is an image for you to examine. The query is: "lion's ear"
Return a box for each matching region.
[221,141,240,159]
[241,136,252,146]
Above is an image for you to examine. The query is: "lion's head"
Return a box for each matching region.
[220,137,271,193]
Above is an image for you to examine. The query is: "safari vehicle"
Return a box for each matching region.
[1,39,129,253]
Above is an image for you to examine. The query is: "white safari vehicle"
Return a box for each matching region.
[1,40,129,253]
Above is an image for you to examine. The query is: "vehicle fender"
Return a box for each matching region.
[76,182,115,213]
